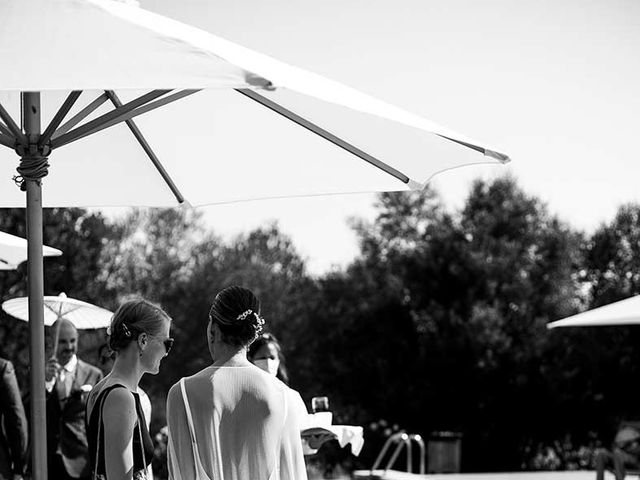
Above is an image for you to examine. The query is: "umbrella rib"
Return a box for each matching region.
[51,92,110,140]
[80,89,200,139]
[0,132,15,149]
[51,90,171,149]
[437,135,485,155]
[107,89,201,121]
[0,102,26,145]
[106,90,185,204]
[91,89,199,140]
[38,91,83,148]
[58,303,85,319]
[235,88,411,185]
[0,120,12,137]
[52,89,199,150]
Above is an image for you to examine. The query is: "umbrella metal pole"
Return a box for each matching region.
[22,91,47,480]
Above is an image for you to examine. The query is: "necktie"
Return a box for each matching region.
[56,368,72,402]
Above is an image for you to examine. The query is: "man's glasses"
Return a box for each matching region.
[163,338,175,354]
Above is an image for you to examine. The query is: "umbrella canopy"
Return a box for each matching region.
[0,1,511,479]
[547,295,640,329]
[0,230,62,270]
[2,292,112,329]
[0,0,509,207]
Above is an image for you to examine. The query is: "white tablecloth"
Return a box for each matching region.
[301,425,364,456]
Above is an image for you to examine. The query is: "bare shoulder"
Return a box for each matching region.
[167,374,209,410]
[167,382,181,401]
[102,387,137,427]
[167,378,190,407]
[169,371,207,396]
[103,387,135,408]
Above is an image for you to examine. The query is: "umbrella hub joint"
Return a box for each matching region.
[14,142,50,191]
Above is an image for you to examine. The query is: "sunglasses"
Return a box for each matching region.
[163,338,175,354]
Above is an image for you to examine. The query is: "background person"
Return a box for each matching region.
[166,285,308,480]
[45,319,103,480]
[0,356,28,480]
[248,333,333,455]
[86,299,172,480]
[248,333,291,384]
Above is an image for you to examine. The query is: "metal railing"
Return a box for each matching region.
[370,431,426,476]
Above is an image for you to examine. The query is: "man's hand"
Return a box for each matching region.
[45,358,60,382]
[307,432,336,450]
[301,428,336,450]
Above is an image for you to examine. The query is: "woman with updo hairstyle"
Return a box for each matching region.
[86,299,172,480]
[166,286,308,480]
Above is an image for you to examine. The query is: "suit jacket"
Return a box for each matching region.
[46,358,103,479]
[0,358,28,479]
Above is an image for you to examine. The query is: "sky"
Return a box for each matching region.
[133,0,640,275]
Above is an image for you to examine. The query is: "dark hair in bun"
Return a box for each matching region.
[208,286,264,347]
[108,298,171,352]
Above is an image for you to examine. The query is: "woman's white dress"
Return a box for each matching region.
[166,365,308,480]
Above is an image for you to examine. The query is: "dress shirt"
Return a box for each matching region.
[45,354,77,394]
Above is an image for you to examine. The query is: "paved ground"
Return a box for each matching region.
[350,470,617,479]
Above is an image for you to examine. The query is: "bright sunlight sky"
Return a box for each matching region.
[128,0,640,275]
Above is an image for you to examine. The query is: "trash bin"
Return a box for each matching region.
[427,431,462,473]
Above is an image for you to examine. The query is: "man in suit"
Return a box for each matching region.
[0,357,28,480]
[45,319,103,480]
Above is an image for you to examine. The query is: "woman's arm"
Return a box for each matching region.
[102,388,137,480]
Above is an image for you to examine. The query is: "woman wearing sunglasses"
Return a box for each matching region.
[86,299,173,479]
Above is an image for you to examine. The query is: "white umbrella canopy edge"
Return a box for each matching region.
[547,295,640,329]
[0,230,62,269]
[0,85,508,208]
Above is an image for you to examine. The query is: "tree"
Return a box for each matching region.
[586,204,640,306]
[333,177,584,470]
[569,204,640,432]
[456,177,583,469]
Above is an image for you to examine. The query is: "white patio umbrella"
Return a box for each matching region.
[0,230,62,270]
[2,292,112,329]
[0,0,511,477]
[2,292,113,361]
[547,295,640,329]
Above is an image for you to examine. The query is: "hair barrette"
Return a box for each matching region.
[122,323,132,337]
